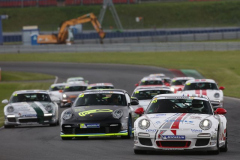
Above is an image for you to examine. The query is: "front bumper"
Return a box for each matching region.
[5,114,57,126]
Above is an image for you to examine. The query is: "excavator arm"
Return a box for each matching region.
[37,13,105,44]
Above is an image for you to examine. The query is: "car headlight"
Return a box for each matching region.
[62,111,72,120]
[63,94,67,98]
[138,119,150,130]
[7,106,14,113]
[199,119,212,130]
[112,109,123,119]
[214,93,220,98]
[45,105,52,112]
[170,87,175,92]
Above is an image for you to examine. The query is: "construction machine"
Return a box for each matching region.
[37,13,105,44]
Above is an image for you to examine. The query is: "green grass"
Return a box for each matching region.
[0,72,54,127]
[1,1,240,31]
[0,51,240,98]
[1,71,54,81]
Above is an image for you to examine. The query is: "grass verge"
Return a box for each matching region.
[0,51,239,98]
[1,71,54,81]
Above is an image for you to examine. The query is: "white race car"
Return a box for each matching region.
[179,79,225,108]
[87,83,114,90]
[131,86,173,110]
[135,77,165,87]
[2,90,59,128]
[170,77,195,93]
[134,94,227,154]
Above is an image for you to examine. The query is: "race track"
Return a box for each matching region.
[0,62,239,160]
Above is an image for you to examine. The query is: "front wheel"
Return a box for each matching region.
[121,116,132,139]
[220,129,228,152]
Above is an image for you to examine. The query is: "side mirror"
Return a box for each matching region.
[2,99,8,104]
[214,108,227,115]
[64,102,72,108]
[135,83,139,87]
[135,107,144,115]
[165,83,170,86]
[131,97,139,105]
[177,88,182,91]
[219,86,225,90]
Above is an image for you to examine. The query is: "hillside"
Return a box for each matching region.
[1,1,240,32]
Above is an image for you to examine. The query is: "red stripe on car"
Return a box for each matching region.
[171,113,187,129]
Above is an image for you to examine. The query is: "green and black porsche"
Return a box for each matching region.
[60,89,139,140]
[2,90,59,128]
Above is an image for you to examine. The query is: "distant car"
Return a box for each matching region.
[134,94,227,154]
[60,89,139,140]
[61,81,88,107]
[179,79,225,108]
[170,77,195,93]
[48,83,66,102]
[162,77,171,86]
[66,77,88,84]
[148,73,166,78]
[135,77,164,87]
[131,86,173,110]
[87,83,114,90]
[2,90,59,128]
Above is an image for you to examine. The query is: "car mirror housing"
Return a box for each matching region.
[131,97,139,105]
[2,99,8,104]
[214,108,227,115]
[135,107,144,115]
[219,86,225,90]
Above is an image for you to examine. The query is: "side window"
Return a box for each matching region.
[125,94,131,104]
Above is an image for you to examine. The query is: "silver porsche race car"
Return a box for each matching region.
[133,94,227,154]
[2,90,59,128]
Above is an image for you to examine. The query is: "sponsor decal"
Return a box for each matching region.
[78,109,113,117]
[165,119,193,123]
[146,129,157,132]
[80,123,100,128]
[155,121,161,124]
[22,114,37,117]
[191,129,202,133]
[79,94,84,98]
[161,135,185,140]
[190,116,202,120]
[155,114,166,116]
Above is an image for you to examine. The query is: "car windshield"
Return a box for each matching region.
[10,93,51,103]
[49,85,65,91]
[183,82,218,90]
[146,99,213,114]
[74,93,127,106]
[140,80,163,85]
[171,80,188,85]
[64,86,87,92]
[132,90,172,100]
[89,86,114,90]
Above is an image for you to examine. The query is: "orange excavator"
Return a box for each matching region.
[37,13,105,44]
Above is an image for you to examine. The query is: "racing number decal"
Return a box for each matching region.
[78,109,113,117]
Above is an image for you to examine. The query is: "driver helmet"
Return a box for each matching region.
[192,100,204,111]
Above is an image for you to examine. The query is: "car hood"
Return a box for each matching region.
[180,90,223,101]
[72,105,126,121]
[144,113,213,130]
[5,102,54,116]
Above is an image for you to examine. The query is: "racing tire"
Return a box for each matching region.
[121,116,132,139]
[4,125,15,128]
[220,129,228,152]
[208,127,220,155]
[61,137,72,140]
[49,120,59,126]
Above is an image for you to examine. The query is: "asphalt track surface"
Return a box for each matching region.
[0,62,239,160]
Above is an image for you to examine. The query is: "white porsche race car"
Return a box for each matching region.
[134,94,227,154]
[2,90,59,128]
[179,79,225,108]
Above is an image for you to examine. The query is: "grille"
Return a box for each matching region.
[156,141,191,148]
[7,118,16,122]
[195,139,210,146]
[19,118,38,123]
[62,127,73,134]
[139,138,152,146]
[75,126,121,134]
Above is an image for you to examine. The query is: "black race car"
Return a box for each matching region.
[60,89,139,140]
